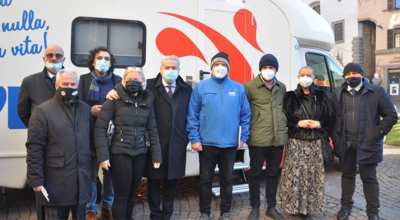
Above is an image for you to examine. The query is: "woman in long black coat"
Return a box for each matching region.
[94,67,162,220]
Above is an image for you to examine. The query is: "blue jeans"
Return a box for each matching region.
[86,158,114,212]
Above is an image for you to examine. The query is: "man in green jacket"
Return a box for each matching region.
[244,54,288,220]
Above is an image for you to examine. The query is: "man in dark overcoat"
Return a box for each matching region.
[26,69,93,220]
[18,44,65,127]
[145,55,192,220]
[331,63,398,220]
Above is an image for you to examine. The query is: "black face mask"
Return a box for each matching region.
[345,77,362,87]
[57,87,79,102]
[125,80,142,94]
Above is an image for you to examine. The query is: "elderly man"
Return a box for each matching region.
[331,63,398,220]
[79,46,120,220]
[186,52,251,220]
[26,69,93,220]
[244,54,288,220]
[18,45,65,127]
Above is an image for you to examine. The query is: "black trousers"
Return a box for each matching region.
[248,146,284,208]
[341,142,379,216]
[198,146,237,215]
[44,204,86,220]
[110,154,147,220]
[147,178,179,220]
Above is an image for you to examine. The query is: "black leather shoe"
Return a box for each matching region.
[368,214,379,220]
[337,208,351,220]
[265,207,285,220]
[247,207,259,220]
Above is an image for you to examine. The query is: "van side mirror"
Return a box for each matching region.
[200,70,211,81]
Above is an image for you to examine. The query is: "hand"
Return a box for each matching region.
[33,186,42,192]
[100,160,111,171]
[192,142,203,152]
[153,162,161,169]
[237,141,244,149]
[298,120,311,129]
[91,105,102,117]
[106,89,120,100]
[308,120,321,129]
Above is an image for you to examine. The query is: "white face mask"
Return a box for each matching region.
[299,76,313,88]
[95,59,110,73]
[261,69,275,81]
[213,65,228,79]
[46,62,63,74]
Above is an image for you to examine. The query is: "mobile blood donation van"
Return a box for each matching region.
[0,0,344,194]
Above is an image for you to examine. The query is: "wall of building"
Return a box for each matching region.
[300,0,359,66]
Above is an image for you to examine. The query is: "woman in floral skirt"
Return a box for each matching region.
[277,66,335,219]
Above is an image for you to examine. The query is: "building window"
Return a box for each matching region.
[332,20,345,44]
[312,5,321,14]
[71,17,146,68]
[395,28,400,48]
[309,1,321,15]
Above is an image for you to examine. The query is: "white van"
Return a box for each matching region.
[0,0,344,190]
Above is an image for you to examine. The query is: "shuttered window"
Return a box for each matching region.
[389,0,394,11]
[388,29,394,49]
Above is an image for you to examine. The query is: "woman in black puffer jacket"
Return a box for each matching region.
[94,67,162,220]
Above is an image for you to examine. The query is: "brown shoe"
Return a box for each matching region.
[101,206,113,220]
[87,211,98,220]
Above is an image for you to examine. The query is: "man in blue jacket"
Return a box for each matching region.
[187,52,251,220]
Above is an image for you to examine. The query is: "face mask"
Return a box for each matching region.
[213,65,228,79]
[95,59,110,73]
[57,87,78,102]
[346,77,362,87]
[299,76,313,88]
[125,80,143,94]
[261,69,275,81]
[46,62,63,74]
[163,70,178,83]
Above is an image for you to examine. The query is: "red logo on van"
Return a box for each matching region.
[156,9,263,84]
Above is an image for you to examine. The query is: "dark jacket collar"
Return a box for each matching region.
[339,78,373,92]
[295,83,316,97]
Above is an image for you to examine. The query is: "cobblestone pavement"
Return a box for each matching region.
[1,145,399,220]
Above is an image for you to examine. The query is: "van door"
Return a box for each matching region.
[197,0,255,83]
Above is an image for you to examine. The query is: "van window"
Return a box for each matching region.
[326,57,344,88]
[305,53,332,96]
[71,17,146,68]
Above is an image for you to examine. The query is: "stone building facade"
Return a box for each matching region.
[300,0,359,67]
[358,0,400,108]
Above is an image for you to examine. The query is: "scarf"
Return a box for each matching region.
[86,70,113,103]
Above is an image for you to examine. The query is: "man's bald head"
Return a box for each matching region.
[43,45,65,65]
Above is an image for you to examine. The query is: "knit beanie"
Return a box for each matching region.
[210,52,230,71]
[259,54,279,72]
[343,62,363,76]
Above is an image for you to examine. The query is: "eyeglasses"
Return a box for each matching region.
[45,53,64,60]
[96,56,110,61]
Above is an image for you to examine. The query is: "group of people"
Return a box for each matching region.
[19,45,397,220]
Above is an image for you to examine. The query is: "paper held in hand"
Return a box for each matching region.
[41,187,49,202]
[238,126,241,147]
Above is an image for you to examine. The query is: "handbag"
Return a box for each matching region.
[298,95,334,166]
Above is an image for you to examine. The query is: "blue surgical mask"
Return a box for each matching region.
[162,70,178,83]
[95,59,110,73]
[46,62,63,74]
